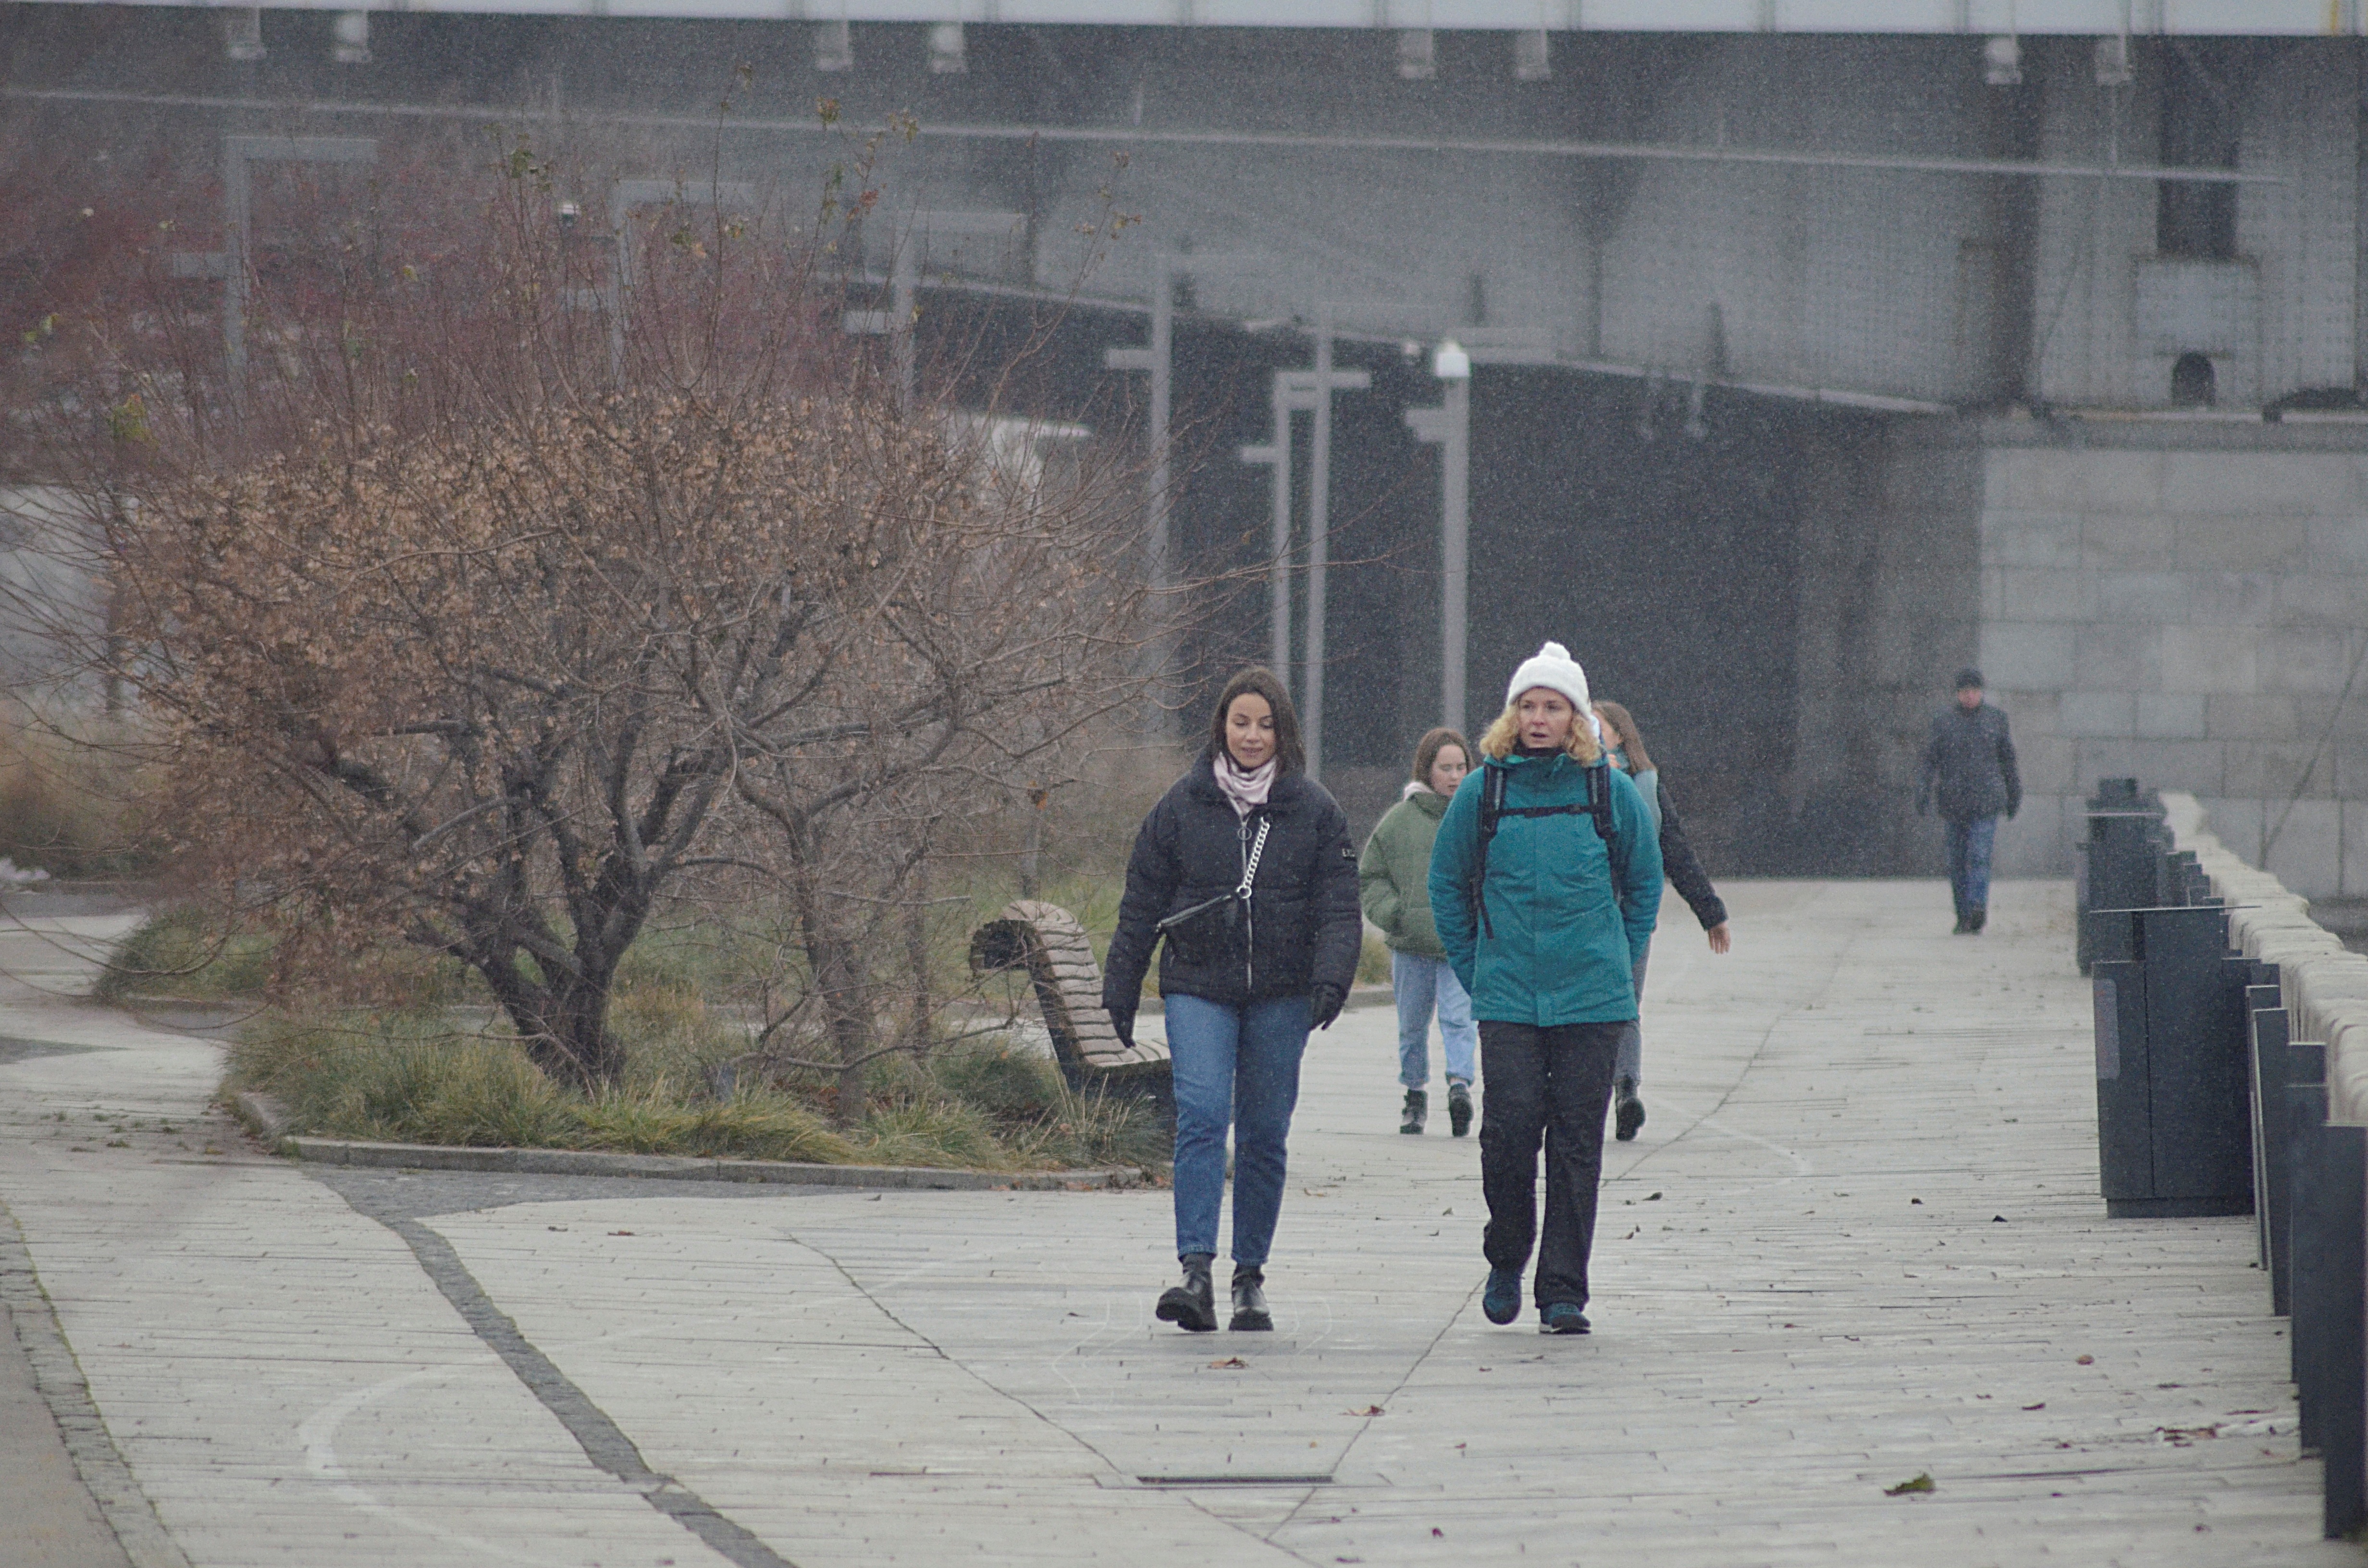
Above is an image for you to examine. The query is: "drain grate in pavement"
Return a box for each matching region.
[1135,1474,1333,1487]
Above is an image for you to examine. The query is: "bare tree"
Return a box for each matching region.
[21,123,1150,1096]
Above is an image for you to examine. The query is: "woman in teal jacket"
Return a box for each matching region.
[1427,642,1661,1335]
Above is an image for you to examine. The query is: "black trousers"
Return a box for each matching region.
[1478,1019,1623,1309]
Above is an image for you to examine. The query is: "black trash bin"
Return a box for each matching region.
[2090,904,2256,1217]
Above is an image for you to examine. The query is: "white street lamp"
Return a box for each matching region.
[1407,339,1471,738]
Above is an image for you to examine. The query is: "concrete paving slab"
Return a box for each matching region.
[0,881,2358,1566]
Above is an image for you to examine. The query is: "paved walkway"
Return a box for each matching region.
[0,882,2356,1567]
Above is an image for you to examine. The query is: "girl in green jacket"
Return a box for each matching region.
[1358,726,1475,1137]
[1426,642,1662,1335]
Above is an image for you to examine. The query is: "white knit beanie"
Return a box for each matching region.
[1505,641,1591,717]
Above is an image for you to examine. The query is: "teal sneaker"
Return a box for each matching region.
[1482,1268,1521,1325]
[1539,1301,1591,1335]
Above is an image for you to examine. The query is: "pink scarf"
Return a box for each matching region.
[1212,753,1277,818]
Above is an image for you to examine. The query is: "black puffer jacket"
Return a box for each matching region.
[1655,785,1729,931]
[1102,755,1364,1011]
[1918,702,2021,823]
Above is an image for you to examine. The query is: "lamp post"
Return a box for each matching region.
[1238,363,1368,707]
[1403,338,1470,739]
[170,134,379,409]
[1103,249,1272,738]
[605,178,759,383]
[847,208,1024,406]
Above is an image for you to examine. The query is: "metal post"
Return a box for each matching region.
[222,140,250,392]
[891,244,919,405]
[1147,253,1173,612]
[1441,371,1469,739]
[1103,249,1271,737]
[176,135,378,408]
[1305,304,1337,778]
[843,208,1022,408]
[1406,338,1473,740]
[1237,370,1302,686]
[612,179,758,386]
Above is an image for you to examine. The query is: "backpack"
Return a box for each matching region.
[1469,759,1628,941]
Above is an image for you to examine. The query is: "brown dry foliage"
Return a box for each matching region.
[24,128,1151,1096]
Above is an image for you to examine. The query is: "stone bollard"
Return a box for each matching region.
[2246,977,2296,1311]
[2089,904,2255,1217]
[2289,1084,2366,1537]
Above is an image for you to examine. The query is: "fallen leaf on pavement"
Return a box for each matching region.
[2022,1402,2046,1410]
[1346,1405,1385,1416]
[1884,1473,1935,1496]
[1209,1357,1248,1369]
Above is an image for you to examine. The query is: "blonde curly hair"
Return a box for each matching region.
[1477,697,1602,764]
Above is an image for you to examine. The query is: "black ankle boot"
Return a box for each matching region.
[1614,1077,1646,1142]
[1970,906,1987,933]
[1157,1253,1218,1332]
[1447,1080,1473,1138]
[1400,1088,1427,1134]
[1228,1264,1272,1332]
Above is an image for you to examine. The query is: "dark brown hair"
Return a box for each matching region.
[1411,726,1471,784]
[1591,699,1654,773]
[1208,667,1305,773]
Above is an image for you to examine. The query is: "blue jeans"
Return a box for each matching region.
[1393,951,1477,1089]
[1164,992,1312,1267]
[1946,816,1999,917]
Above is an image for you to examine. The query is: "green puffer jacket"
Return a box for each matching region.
[1426,750,1664,1027]
[1359,787,1449,959]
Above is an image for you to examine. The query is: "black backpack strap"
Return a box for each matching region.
[1586,762,1630,907]
[1470,765,1506,940]
[1471,761,1634,939]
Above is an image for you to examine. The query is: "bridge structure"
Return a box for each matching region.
[9,2,2368,882]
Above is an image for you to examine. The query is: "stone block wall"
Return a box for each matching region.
[1961,426,2368,894]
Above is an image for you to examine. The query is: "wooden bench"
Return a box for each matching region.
[968,899,1171,1099]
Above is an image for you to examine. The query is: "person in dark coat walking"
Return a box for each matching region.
[1103,668,1363,1333]
[1591,699,1731,1142]
[1918,667,2020,934]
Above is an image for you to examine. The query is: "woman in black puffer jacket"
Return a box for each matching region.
[1103,667,1363,1333]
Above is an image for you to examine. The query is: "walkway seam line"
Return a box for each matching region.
[0,1195,193,1568]
[372,1209,802,1568]
[803,1240,1328,1565]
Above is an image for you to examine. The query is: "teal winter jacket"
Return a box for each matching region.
[1426,750,1664,1027]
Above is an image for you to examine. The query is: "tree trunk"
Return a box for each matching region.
[462,938,627,1091]
[806,930,873,1127]
[904,856,933,1057]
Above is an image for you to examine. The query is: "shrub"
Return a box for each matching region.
[95,906,274,1002]
[223,1009,1160,1171]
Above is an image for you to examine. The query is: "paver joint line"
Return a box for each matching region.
[0,1195,191,1568]
[367,1205,803,1568]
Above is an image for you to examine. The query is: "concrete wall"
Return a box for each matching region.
[1927,423,2368,895]
[2032,41,2362,412]
[1790,430,1982,874]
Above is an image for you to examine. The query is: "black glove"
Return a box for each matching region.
[1106,1006,1136,1050]
[1309,982,1346,1031]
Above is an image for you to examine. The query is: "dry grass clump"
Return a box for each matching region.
[0,711,149,877]
[223,1012,1167,1172]
[93,906,274,1002]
